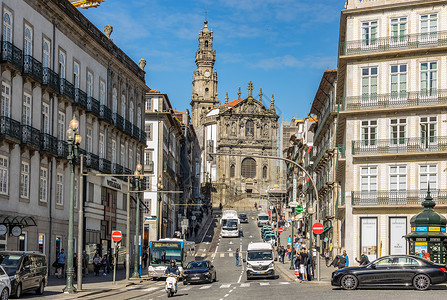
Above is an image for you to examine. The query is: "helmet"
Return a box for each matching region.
[170,259,176,264]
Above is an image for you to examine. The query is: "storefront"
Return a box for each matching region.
[360,217,377,261]
[389,217,407,255]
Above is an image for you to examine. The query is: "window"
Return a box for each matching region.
[390,65,407,99]
[144,151,152,166]
[86,127,93,152]
[129,101,134,123]
[39,167,48,202]
[1,82,11,117]
[87,71,93,98]
[59,51,66,79]
[73,62,80,89]
[420,164,437,190]
[22,92,32,125]
[361,166,377,193]
[145,98,152,111]
[2,10,12,42]
[0,156,8,195]
[56,173,64,205]
[120,143,125,166]
[112,88,117,113]
[99,133,105,158]
[42,39,50,69]
[362,21,378,47]
[390,119,406,145]
[361,120,377,146]
[129,148,133,169]
[262,166,268,179]
[24,24,33,56]
[390,17,407,45]
[420,14,437,42]
[145,124,152,140]
[136,152,141,168]
[230,164,235,178]
[137,107,142,128]
[38,234,45,254]
[143,200,150,214]
[20,162,30,198]
[111,139,116,164]
[99,80,106,105]
[245,120,254,137]
[420,116,437,146]
[420,62,437,97]
[121,95,126,118]
[205,40,208,49]
[42,103,49,134]
[390,166,406,192]
[361,67,378,101]
[241,158,256,178]
[57,112,65,140]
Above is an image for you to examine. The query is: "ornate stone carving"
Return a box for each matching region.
[104,24,113,38]
[138,59,146,71]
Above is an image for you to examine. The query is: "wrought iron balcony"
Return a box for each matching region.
[1,41,22,70]
[112,163,124,175]
[352,136,447,155]
[21,125,40,149]
[42,67,59,93]
[74,88,87,108]
[163,161,176,179]
[314,102,338,141]
[123,167,132,175]
[132,124,139,139]
[340,31,447,57]
[0,116,21,141]
[314,141,335,168]
[351,190,447,206]
[139,129,147,143]
[57,140,68,158]
[340,90,447,111]
[124,120,132,136]
[23,55,42,83]
[59,78,75,101]
[40,133,57,155]
[144,161,154,173]
[86,152,99,171]
[86,97,100,117]
[99,158,111,173]
[99,105,112,124]
[112,113,124,131]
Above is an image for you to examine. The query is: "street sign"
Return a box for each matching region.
[295,205,303,213]
[278,227,284,233]
[112,230,122,242]
[312,223,324,235]
[289,202,299,208]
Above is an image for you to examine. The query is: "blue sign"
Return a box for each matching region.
[416,227,428,232]
[442,227,446,233]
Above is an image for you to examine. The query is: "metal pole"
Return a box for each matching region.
[77,154,84,291]
[113,241,117,284]
[132,177,140,278]
[158,187,161,239]
[126,177,130,280]
[290,217,294,270]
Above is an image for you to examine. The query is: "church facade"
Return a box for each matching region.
[190,21,279,207]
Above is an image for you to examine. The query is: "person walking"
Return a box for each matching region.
[306,248,313,281]
[342,250,349,267]
[299,248,308,282]
[324,250,330,267]
[106,250,113,274]
[82,250,89,276]
[235,248,240,267]
[286,244,292,260]
[280,246,286,264]
[56,249,67,279]
[102,254,108,275]
[93,253,102,276]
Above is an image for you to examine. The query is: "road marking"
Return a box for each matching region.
[240,283,250,287]
[220,253,225,258]
[120,286,138,291]
[279,282,290,285]
[156,282,164,286]
[220,284,231,288]
[143,287,159,292]
[229,253,233,257]
[183,286,192,290]
[199,285,212,289]
[237,273,243,283]
[224,294,229,298]
[259,282,270,286]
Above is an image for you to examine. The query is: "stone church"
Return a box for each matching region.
[190,21,279,207]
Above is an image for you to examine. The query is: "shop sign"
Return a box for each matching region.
[415,242,428,254]
[429,227,440,232]
[416,226,428,232]
[104,177,122,191]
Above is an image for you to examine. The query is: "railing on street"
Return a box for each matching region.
[1,41,22,70]
[57,140,68,158]
[352,136,447,155]
[21,125,40,148]
[113,113,124,131]
[124,119,132,136]
[23,55,42,82]
[86,152,99,171]
[352,190,447,205]
[112,163,124,175]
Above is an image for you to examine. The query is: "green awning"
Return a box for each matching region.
[323,226,332,233]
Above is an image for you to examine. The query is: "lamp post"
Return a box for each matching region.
[132,164,143,279]
[290,215,295,270]
[157,175,164,239]
[308,206,314,257]
[63,119,81,294]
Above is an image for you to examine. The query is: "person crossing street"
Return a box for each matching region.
[235,248,240,266]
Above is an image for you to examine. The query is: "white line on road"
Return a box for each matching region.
[237,273,243,283]
[224,294,229,298]
[199,285,212,289]
[279,282,290,285]
[183,286,192,290]
[220,284,231,288]
[229,252,233,257]
[143,287,159,292]
[220,253,225,258]
[240,283,250,287]
[259,282,270,286]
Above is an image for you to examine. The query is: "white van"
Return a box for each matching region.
[257,213,270,227]
[245,242,275,280]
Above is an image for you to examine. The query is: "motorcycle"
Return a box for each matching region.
[165,273,178,297]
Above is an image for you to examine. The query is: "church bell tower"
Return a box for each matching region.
[190,20,219,128]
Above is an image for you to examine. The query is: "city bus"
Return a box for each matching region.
[221,210,240,237]
[147,238,187,279]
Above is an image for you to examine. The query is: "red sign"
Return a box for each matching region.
[312,223,324,235]
[278,228,284,233]
[112,230,122,242]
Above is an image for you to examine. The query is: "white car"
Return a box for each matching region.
[0,265,10,300]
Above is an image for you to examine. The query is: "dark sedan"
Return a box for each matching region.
[183,260,216,285]
[332,255,447,291]
[239,214,248,223]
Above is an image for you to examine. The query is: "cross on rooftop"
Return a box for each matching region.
[247,81,254,98]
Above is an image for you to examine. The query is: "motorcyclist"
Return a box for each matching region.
[165,259,180,276]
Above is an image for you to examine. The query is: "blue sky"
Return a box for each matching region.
[82,0,343,122]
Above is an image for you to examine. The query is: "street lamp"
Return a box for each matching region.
[63,118,81,294]
[157,175,163,239]
[132,164,143,279]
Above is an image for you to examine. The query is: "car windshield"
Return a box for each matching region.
[259,216,269,221]
[247,251,273,261]
[239,214,247,218]
[0,254,22,269]
[222,219,238,230]
[186,261,208,269]
[150,248,182,266]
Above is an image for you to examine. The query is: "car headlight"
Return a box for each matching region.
[9,275,15,281]
[247,264,252,268]
[269,263,274,268]
[204,272,210,276]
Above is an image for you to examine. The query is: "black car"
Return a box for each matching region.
[183,260,217,285]
[332,255,447,291]
[239,214,248,223]
[0,251,48,298]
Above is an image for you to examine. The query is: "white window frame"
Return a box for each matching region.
[56,173,64,206]
[23,92,32,126]
[419,116,437,147]
[99,133,105,159]
[111,139,116,164]
[120,143,125,166]
[129,148,133,169]
[58,111,65,140]
[42,39,50,69]
[86,127,93,152]
[121,95,126,118]
[99,80,106,105]
[1,82,11,118]
[137,107,142,128]
[361,67,378,103]
[42,103,50,134]
[39,167,48,203]
[420,14,438,43]
[24,24,33,56]
[390,64,407,100]
[389,165,407,192]
[0,156,8,195]
[145,98,152,111]
[73,62,80,89]
[87,71,93,98]
[390,17,407,46]
[361,120,377,147]
[112,88,117,113]
[390,118,406,145]
[58,50,66,79]
[361,20,378,48]
[360,166,378,193]
[2,9,12,43]
[419,164,437,191]
[129,101,134,124]
[20,161,30,198]
[420,62,438,98]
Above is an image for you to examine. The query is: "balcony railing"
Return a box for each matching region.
[340,90,447,111]
[42,67,59,93]
[60,78,75,101]
[40,133,57,155]
[144,161,154,172]
[352,190,447,206]
[352,136,447,155]
[112,163,124,175]
[87,97,100,117]
[340,31,447,56]
[86,153,99,171]
[23,55,42,82]
[314,141,335,168]
[112,113,124,131]
[314,102,338,140]
[123,167,132,175]
[99,105,112,124]
[337,145,346,159]
[139,129,146,142]
[132,124,139,139]
[74,88,87,108]
[99,158,111,173]
[1,41,22,70]
[124,120,132,136]
[0,116,21,141]
[163,161,176,179]
[57,140,68,158]
[21,125,40,148]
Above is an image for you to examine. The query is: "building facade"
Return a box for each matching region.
[0,0,148,266]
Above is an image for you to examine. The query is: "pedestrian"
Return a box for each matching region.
[219,203,223,210]
[299,248,308,282]
[341,250,349,267]
[57,248,67,279]
[306,248,313,281]
[235,248,240,267]
[286,244,292,260]
[82,250,89,276]
[93,253,102,276]
[143,247,148,268]
[277,246,281,262]
[337,252,347,269]
[324,250,330,266]
[102,254,108,275]
[106,250,113,273]
[73,253,78,281]
[287,235,292,245]
[280,246,286,264]
[355,253,370,266]
[294,250,301,280]
[254,202,257,209]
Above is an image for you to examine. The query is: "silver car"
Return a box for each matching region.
[0,265,10,300]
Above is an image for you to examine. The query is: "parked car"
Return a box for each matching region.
[332,255,447,291]
[239,214,248,223]
[0,265,11,300]
[183,260,216,285]
[0,251,47,298]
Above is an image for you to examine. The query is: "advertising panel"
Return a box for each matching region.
[389,217,407,255]
[361,217,377,261]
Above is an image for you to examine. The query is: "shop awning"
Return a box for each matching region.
[323,226,332,233]
[0,215,37,227]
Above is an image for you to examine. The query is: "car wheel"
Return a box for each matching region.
[340,274,358,290]
[36,280,45,295]
[15,283,22,299]
[213,273,217,282]
[183,280,187,285]
[1,287,8,300]
[413,274,430,291]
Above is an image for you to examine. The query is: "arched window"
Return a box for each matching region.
[205,40,208,49]
[246,120,254,137]
[241,158,256,178]
[112,88,117,113]
[24,26,32,56]
[121,95,126,118]
[263,166,268,179]
[2,11,12,42]
[129,100,134,124]
[137,106,142,128]
[230,164,235,178]
[42,39,50,68]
